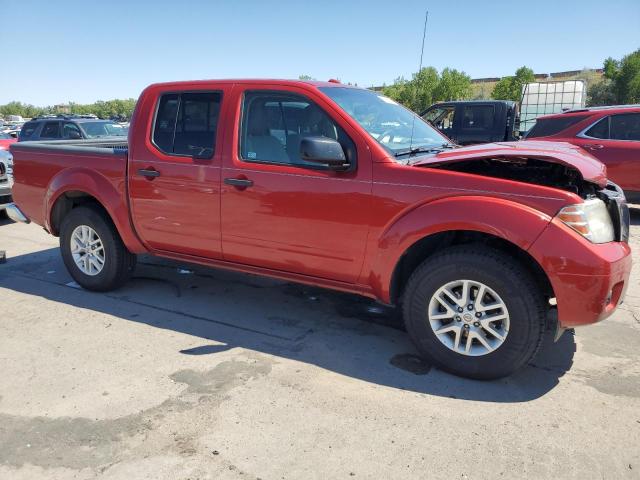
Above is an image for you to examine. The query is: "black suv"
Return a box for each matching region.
[18,116,128,141]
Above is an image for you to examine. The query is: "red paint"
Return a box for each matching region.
[0,135,17,151]
[10,80,633,329]
[527,106,640,196]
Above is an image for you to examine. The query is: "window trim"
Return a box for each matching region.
[577,113,640,143]
[577,116,609,140]
[237,89,357,171]
[150,90,223,159]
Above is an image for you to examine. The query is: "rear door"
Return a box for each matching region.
[220,84,372,283]
[128,87,229,258]
[574,113,640,193]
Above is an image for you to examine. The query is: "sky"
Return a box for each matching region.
[1,0,639,106]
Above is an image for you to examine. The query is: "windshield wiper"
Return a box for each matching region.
[394,143,457,163]
[394,146,442,158]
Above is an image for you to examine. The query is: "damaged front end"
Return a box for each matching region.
[429,156,594,196]
[427,154,630,243]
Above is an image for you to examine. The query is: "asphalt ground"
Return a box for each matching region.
[0,207,639,479]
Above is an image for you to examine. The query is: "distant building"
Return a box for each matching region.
[54,104,71,114]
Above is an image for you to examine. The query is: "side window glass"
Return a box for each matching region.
[152,92,221,158]
[19,122,38,140]
[153,94,180,153]
[240,91,355,167]
[461,105,495,130]
[610,113,640,141]
[63,122,82,139]
[173,92,221,156]
[584,117,609,139]
[431,107,455,131]
[41,122,61,139]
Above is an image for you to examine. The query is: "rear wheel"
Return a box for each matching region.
[60,205,136,291]
[0,209,8,220]
[402,246,546,379]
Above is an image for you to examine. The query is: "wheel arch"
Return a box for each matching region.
[45,168,146,253]
[367,196,556,307]
[388,230,555,308]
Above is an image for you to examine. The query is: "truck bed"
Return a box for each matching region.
[10,138,129,229]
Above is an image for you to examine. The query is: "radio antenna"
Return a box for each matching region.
[408,10,429,158]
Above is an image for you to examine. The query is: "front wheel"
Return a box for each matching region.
[60,205,136,291]
[402,246,546,379]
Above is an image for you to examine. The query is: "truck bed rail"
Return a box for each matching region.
[11,138,128,155]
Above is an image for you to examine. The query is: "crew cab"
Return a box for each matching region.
[8,80,632,379]
[526,105,640,203]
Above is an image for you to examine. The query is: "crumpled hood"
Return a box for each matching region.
[412,140,608,188]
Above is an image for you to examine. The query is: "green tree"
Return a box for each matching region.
[603,48,640,103]
[298,74,316,81]
[433,68,472,103]
[587,79,616,106]
[382,66,471,111]
[491,66,535,102]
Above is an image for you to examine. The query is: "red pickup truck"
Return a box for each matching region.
[7,79,632,379]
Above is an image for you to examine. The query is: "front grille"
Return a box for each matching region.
[600,182,630,243]
[0,163,5,176]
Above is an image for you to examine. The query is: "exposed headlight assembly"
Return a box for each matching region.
[557,198,614,244]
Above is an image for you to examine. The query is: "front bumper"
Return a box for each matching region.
[528,217,632,328]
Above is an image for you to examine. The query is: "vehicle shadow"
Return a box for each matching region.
[0,246,576,403]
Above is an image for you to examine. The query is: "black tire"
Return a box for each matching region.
[402,245,546,380]
[59,205,136,291]
[0,209,8,220]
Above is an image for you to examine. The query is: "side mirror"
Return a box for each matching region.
[299,136,348,170]
[67,130,82,140]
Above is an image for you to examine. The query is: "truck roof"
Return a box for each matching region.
[145,79,359,90]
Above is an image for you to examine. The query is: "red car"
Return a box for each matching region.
[526,105,640,203]
[7,79,632,379]
[0,132,17,151]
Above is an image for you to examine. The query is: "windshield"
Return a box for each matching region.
[0,133,12,139]
[78,121,127,138]
[319,87,448,155]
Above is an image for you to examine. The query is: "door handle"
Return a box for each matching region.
[224,177,254,188]
[138,168,160,178]
[584,144,604,150]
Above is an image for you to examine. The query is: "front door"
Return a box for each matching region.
[220,86,371,283]
[128,89,227,259]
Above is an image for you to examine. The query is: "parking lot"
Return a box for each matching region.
[0,208,638,479]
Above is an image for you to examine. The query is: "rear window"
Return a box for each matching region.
[525,115,589,138]
[19,122,38,140]
[461,105,495,130]
[152,91,222,158]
